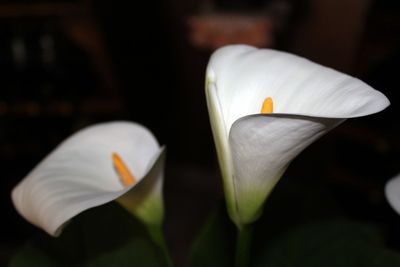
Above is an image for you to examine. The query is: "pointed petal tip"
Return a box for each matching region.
[373,90,391,113]
[349,80,391,117]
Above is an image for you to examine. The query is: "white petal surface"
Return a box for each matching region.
[11,121,162,236]
[229,114,343,224]
[207,45,390,132]
[385,173,400,215]
[206,80,237,220]
[206,45,390,227]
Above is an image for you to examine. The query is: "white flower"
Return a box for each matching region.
[206,45,390,227]
[385,173,400,215]
[11,121,165,236]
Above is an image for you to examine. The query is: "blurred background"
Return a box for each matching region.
[0,0,399,266]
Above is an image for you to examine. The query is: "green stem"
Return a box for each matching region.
[235,224,254,267]
[147,225,174,267]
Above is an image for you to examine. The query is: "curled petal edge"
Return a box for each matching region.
[229,113,344,226]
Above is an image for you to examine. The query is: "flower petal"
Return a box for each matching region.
[206,79,237,221]
[207,45,390,132]
[229,114,343,224]
[385,173,400,215]
[11,121,162,236]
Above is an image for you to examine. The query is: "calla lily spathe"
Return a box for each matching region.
[385,173,400,215]
[11,121,165,236]
[206,45,390,227]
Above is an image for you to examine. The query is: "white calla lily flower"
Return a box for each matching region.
[12,121,165,236]
[385,173,400,215]
[206,45,390,227]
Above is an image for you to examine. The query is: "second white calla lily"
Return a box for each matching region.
[12,121,165,236]
[206,45,390,227]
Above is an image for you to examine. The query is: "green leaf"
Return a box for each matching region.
[189,206,236,267]
[10,203,168,267]
[10,219,85,267]
[253,220,400,267]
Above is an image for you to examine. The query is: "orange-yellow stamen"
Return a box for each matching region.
[112,152,136,186]
[261,97,273,114]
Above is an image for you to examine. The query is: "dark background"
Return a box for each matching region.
[0,0,399,266]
